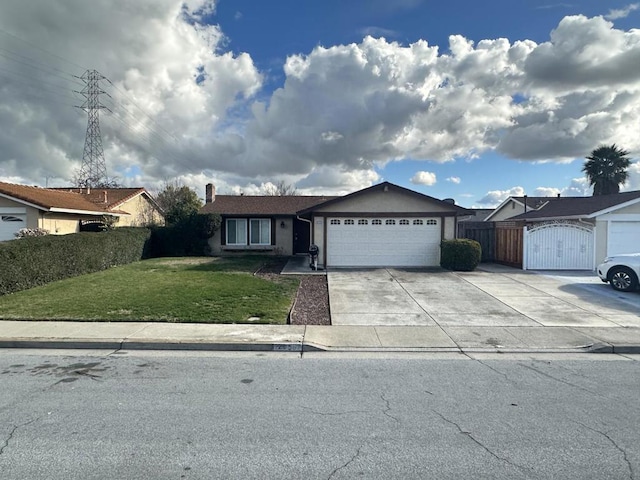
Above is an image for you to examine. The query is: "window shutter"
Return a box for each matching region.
[271,218,276,245]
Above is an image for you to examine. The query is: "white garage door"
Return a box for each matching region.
[0,214,26,241]
[525,223,594,270]
[327,217,441,267]
[608,221,640,256]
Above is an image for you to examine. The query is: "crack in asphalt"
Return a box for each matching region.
[0,418,38,456]
[327,445,363,479]
[463,353,512,382]
[433,410,530,475]
[575,421,635,480]
[380,393,400,423]
[517,363,598,395]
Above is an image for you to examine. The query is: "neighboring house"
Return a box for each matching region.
[484,195,564,222]
[0,182,164,241]
[201,181,472,268]
[458,208,494,222]
[485,191,640,270]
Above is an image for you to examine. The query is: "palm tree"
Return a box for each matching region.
[582,144,631,196]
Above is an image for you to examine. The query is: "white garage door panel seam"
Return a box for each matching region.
[327,217,441,267]
[608,221,640,256]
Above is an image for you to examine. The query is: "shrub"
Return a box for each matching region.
[0,228,150,295]
[147,213,220,257]
[440,239,481,271]
[15,227,49,238]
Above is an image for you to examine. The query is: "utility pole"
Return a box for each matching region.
[75,70,111,188]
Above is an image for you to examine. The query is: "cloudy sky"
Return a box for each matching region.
[1,0,639,207]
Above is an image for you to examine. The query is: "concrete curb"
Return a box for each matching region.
[2,338,638,354]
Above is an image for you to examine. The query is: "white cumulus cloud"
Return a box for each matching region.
[410,171,437,186]
[446,176,461,184]
[1,4,639,198]
[477,186,525,206]
[605,3,640,20]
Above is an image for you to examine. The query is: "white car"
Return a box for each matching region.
[597,254,640,292]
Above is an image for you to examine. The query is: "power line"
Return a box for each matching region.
[0,27,88,72]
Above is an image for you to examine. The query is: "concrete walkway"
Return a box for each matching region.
[1,263,639,353]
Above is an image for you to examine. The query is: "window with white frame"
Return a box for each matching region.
[226,219,247,245]
[250,218,271,245]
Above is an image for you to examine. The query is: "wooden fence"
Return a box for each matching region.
[494,222,523,268]
[457,221,495,262]
[458,221,523,268]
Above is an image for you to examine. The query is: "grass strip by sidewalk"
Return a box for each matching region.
[0,256,298,324]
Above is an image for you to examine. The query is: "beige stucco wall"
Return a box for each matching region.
[315,188,456,214]
[208,217,294,256]
[488,201,525,221]
[116,194,164,227]
[595,220,607,265]
[312,216,326,265]
[39,213,82,234]
[444,216,456,239]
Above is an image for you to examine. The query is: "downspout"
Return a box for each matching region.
[296,215,313,245]
[296,214,315,261]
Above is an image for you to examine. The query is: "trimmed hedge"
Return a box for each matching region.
[147,213,221,257]
[440,239,482,272]
[0,228,150,296]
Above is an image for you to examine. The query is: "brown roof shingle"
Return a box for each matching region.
[511,191,640,220]
[200,195,337,216]
[0,182,152,215]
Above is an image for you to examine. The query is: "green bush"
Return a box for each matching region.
[440,239,481,271]
[0,228,150,296]
[147,213,221,257]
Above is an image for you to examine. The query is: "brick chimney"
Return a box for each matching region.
[205,183,215,204]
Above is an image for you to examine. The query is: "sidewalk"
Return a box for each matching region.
[2,261,639,354]
[1,319,639,354]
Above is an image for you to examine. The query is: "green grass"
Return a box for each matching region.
[0,256,299,324]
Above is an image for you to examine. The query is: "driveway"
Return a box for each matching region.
[328,265,640,328]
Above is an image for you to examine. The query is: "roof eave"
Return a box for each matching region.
[49,207,122,216]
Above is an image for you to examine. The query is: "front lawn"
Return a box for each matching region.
[0,256,298,324]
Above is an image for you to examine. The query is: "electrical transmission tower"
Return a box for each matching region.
[75,69,111,188]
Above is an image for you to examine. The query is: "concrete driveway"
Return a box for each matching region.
[328,265,640,328]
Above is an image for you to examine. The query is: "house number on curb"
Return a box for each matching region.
[273,344,302,352]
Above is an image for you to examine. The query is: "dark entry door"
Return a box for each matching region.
[293,218,311,254]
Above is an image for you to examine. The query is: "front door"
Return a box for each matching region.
[293,218,311,254]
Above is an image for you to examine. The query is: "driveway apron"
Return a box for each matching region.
[327,267,640,328]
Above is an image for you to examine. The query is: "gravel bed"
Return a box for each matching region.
[255,258,331,325]
[289,275,331,325]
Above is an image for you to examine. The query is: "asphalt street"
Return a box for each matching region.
[1,349,639,479]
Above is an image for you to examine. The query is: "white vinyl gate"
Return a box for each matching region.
[524,223,594,270]
[327,217,441,267]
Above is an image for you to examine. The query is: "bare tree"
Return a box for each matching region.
[263,180,298,196]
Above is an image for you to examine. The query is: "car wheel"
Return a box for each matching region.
[609,267,639,292]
